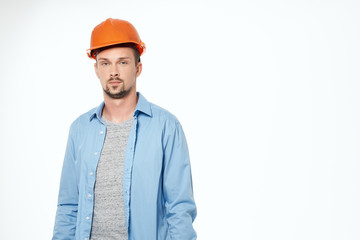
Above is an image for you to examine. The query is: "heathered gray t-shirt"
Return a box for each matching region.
[90,116,134,240]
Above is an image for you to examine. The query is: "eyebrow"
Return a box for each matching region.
[97,57,131,61]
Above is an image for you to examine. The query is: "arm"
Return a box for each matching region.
[163,121,197,240]
[52,124,79,240]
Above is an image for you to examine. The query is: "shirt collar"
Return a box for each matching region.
[89,92,152,122]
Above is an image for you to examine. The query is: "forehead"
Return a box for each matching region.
[96,47,135,60]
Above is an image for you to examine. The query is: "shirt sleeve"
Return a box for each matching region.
[52,123,79,240]
[163,120,197,240]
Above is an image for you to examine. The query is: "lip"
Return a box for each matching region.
[109,81,122,85]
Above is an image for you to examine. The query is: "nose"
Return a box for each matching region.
[110,65,119,78]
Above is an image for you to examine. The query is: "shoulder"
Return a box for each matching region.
[68,105,100,135]
[148,101,182,130]
[150,102,179,121]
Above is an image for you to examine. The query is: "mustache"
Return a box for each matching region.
[107,77,123,82]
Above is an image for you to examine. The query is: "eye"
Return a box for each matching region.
[101,62,109,66]
[120,61,127,65]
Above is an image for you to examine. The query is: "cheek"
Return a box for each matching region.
[122,69,135,78]
[98,69,108,78]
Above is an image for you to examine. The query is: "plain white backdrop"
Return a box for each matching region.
[0,0,360,239]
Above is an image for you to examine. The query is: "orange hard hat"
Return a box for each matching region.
[87,18,146,59]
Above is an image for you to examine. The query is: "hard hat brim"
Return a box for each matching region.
[87,41,146,59]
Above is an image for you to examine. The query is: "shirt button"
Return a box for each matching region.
[100,131,104,134]
[88,194,92,198]
[89,172,93,176]
[94,152,98,155]
[84,238,88,240]
[86,216,90,220]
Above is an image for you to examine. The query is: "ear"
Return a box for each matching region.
[136,61,142,78]
[94,62,100,79]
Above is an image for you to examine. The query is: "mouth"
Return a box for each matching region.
[108,80,123,86]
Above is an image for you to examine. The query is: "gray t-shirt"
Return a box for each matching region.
[90,117,134,240]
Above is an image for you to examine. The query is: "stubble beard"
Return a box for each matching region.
[103,78,133,99]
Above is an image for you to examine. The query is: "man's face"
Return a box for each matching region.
[94,47,142,99]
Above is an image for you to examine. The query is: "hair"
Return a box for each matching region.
[93,43,141,65]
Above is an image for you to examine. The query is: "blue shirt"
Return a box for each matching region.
[52,93,197,240]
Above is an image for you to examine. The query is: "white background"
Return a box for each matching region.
[0,0,359,239]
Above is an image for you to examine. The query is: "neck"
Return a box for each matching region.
[102,91,138,123]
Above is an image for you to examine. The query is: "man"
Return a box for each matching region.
[52,18,197,240]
